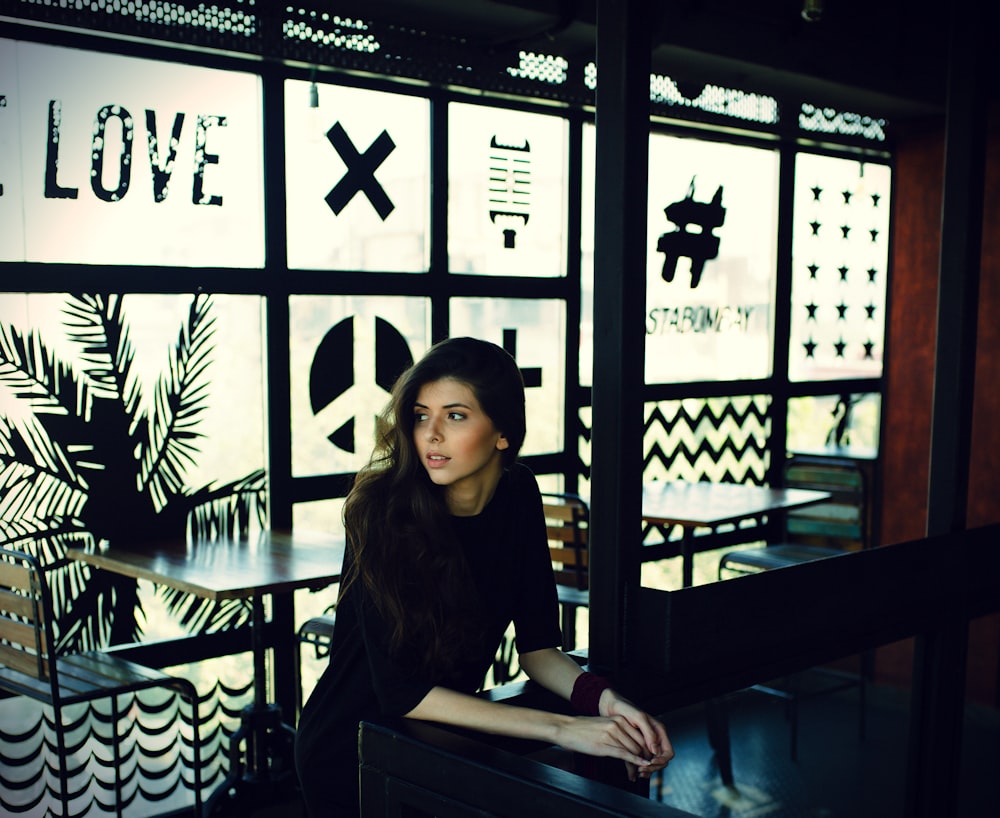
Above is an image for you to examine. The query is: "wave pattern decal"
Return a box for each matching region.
[0,658,253,817]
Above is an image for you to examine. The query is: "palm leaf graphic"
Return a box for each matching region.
[0,293,263,651]
[140,293,215,510]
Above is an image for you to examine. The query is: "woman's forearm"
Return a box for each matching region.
[403,680,669,775]
[401,647,583,739]
[517,646,585,699]
[404,684,571,744]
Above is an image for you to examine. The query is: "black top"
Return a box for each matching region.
[294,463,562,817]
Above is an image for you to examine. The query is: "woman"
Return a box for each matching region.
[295,337,672,816]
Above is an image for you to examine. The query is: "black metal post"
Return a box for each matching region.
[589,0,651,676]
[260,62,299,722]
[907,1,986,815]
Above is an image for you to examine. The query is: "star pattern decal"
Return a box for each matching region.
[793,161,889,373]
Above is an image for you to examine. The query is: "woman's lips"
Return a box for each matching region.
[426,453,450,469]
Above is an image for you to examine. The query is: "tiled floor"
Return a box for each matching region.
[651,681,1000,818]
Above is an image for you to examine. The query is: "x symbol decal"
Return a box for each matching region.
[325,122,396,220]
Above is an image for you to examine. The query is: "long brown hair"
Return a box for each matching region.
[341,337,526,676]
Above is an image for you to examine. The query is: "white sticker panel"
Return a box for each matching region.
[789,153,891,382]
[449,298,566,455]
[1,39,264,267]
[285,80,430,272]
[289,295,431,476]
[449,103,568,277]
[644,133,779,384]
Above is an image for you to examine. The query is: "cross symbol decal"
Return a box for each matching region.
[325,122,396,220]
[503,328,542,389]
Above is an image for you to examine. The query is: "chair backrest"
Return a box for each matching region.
[782,456,868,550]
[540,493,589,591]
[0,548,58,687]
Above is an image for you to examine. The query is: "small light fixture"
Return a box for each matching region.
[306,74,323,144]
[802,0,823,22]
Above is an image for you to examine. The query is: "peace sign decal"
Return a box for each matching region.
[309,316,414,453]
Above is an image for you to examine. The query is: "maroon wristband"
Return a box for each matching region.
[571,671,613,716]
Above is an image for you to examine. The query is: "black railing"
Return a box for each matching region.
[360,524,999,818]
[360,717,696,818]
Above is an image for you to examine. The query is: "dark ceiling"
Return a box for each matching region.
[329,0,979,120]
[5,0,984,121]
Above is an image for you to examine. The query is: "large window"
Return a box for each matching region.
[0,17,893,815]
[0,29,893,581]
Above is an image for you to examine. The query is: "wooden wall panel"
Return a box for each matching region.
[879,106,999,703]
[882,118,943,548]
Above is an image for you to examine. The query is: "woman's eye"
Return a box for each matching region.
[414,412,428,422]
[448,412,465,421]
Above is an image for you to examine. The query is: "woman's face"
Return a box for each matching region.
[412,378,509,509]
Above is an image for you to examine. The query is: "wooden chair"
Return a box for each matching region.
[0,547,203,817]
[718,455,869,577]
[541,493,590,652]
[716,455,872,759]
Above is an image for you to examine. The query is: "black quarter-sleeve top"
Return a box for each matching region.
[294,463,562,817]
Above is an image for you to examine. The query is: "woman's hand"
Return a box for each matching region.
[551,712,659,777]
[599,688,674,781]
[550,693,673,781]
[491,650,675,781]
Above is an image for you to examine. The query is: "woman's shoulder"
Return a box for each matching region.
[506,461,541,495]
[495,463,543,521]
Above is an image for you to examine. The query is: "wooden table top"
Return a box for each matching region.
[641,481,831,529]
[67,529,345,600]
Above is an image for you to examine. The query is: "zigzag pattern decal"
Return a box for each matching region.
[577,396,770,543]
[642,396,770,541]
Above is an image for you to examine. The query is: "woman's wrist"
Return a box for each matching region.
[570,671,613,716]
